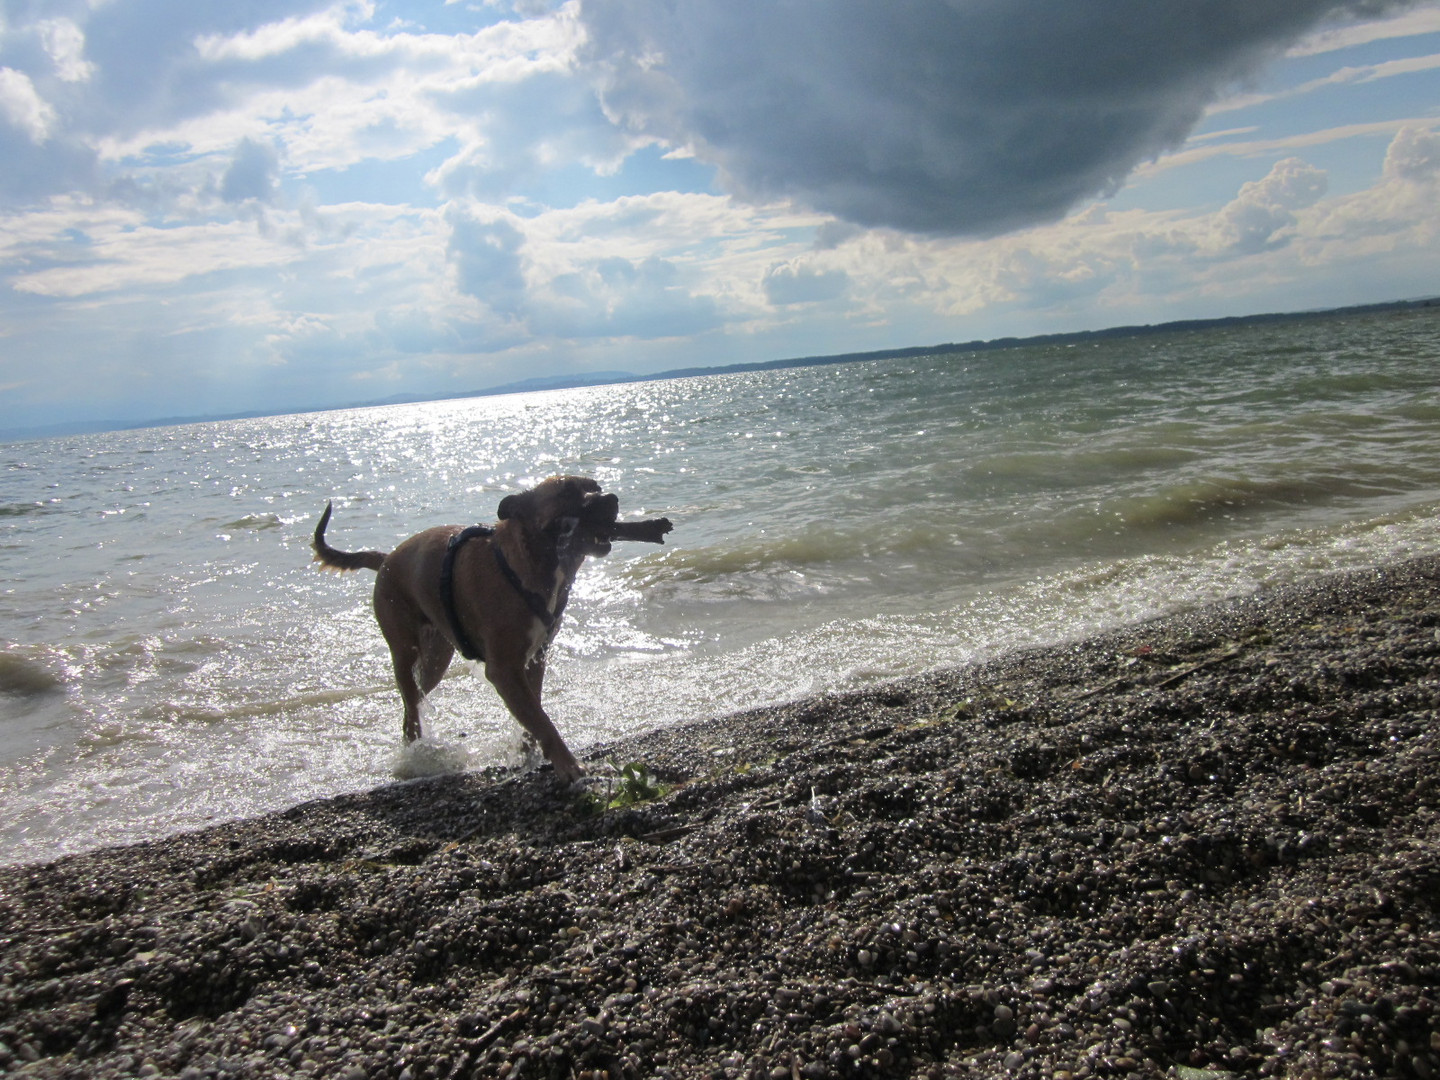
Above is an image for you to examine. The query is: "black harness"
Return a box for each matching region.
[439,525,569,662]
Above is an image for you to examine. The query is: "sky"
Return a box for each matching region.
[1,0,1439,435]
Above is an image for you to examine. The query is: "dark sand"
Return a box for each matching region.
[2,558,1439,1079]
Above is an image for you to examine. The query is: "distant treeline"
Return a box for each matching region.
[620,295,1440,386]
[471,295,1439,397]
[11,296,1436,440]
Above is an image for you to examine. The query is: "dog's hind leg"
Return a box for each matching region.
[415,622,454,699]
[387,641,427,743]
[383,620,455,743]
[394,624,455,743]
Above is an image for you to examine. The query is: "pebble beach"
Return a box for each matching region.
[2,556,1439,1080]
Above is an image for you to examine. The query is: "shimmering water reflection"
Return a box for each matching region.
[2,306,1440,863]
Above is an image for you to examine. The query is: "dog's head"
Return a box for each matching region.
[497,475,620,557]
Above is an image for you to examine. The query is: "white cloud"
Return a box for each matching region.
[1383,122,1440,180]
[537,253,723,338]
[1288,6,1440,56]
[77,0,594,216]
[36,18,95,82]
[1143,117,1432,175]
[9,218,307,298]
[722,124,1439,329]
[446,206,529,316]
[443,194,748,339]
[1211,50,1440,114]
[220,138,282,203]
[1211,157,1329,253]
[191,1,379,62]
[763,260,849,306]
[0,67,56,142]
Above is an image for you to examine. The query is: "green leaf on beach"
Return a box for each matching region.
[607,760,665,808]
[572,759,672,817]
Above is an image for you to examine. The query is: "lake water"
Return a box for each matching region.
[3,305,1439,865]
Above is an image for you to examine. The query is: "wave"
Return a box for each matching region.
[1102,471,1413,532]
[221,513,286,531]
[148,682,395,724]
[0,646,66,697]
[624,517,978,586]
[0,500,61,519]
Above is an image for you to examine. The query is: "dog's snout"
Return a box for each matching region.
[582,491,620,523]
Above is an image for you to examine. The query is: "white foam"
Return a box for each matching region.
[391,736,473,779]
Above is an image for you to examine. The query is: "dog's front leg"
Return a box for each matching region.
[526,649,546,700]
[484,661,584,785]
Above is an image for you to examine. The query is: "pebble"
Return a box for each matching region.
[3,559,1440,1080]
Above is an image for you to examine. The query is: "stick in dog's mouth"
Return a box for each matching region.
[599,517,674,545]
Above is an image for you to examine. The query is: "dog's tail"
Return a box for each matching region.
[311,502,387,573]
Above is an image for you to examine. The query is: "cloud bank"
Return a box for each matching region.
[580,0,1419,235]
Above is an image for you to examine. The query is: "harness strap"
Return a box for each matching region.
[493,546,569,631]
[441,525,493,662]
[440,525,569,662]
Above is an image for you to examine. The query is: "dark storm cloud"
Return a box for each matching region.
[579,0,1418,236]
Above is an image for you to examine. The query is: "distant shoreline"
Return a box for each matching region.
[7,295,1437,442]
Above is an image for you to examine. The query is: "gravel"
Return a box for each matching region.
[2,557,1439,1079]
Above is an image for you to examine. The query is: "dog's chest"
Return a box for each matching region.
[523,565,572,663]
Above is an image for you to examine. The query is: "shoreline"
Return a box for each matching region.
[2,557,1438,1078]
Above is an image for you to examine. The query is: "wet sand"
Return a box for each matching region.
[2,557,1439,1079]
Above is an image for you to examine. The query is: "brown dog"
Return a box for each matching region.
[312,476,671,784]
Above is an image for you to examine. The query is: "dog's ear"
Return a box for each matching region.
[497,494,520,520]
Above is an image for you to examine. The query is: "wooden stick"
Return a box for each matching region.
[604,517,673,544]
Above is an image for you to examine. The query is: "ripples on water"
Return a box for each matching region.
[3,306,1440,863]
